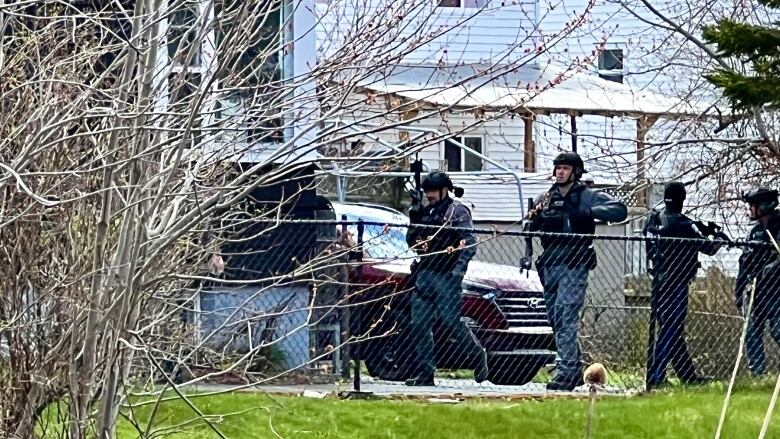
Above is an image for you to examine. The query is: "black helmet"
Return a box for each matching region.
[422,171,452,190]
[422,171,464,197]
[743,187,778,218]
[553,151,585,180]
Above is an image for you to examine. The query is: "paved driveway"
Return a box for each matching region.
[186,377,636,399]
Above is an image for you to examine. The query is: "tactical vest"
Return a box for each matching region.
[415,198,468,273]
[538,184,596,268]
[645,210,700,284]
[740,211,780,278]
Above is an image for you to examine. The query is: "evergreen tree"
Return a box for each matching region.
[702,0,780,111]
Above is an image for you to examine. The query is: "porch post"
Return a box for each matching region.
[636,115,659,205]
[523,113,536,172]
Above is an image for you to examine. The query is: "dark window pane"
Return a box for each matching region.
[598,49,623,71]
[438,0,461,6]
[214,0,285,143]
[168,5,200,66]
[598,49,624,83]
[599,73,623,83]
[463,137,483,171]
[444,139,461,172]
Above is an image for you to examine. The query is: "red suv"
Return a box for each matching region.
[332,202,555,385]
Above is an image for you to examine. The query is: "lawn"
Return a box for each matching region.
[115,381,780,438]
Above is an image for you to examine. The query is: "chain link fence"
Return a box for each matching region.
[174,213,780,394]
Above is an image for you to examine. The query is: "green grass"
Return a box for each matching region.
[115,380,780,438]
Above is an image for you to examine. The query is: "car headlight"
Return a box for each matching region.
[463,281,498,300]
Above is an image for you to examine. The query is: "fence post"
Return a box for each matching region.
[340,215,351,379]
[353,219,365,392]
[645,234,660,391]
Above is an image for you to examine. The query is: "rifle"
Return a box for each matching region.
[407,158,424,282]
[520,192,552,278]
[521,197,535,277]
[408,158,424,223]
[693,220,731,241]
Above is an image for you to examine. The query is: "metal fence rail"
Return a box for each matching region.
[176,218,780,394]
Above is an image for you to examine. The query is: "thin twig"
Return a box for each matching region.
[714,278,757,439]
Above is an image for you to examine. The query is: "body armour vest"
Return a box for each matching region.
[537,184,596,267]
[416,197,468,273]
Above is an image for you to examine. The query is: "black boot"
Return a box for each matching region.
[546,374,584,391]
[405,375,435,386]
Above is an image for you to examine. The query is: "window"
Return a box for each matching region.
[444,136,483,172]
[437,0,488,7]
[214,0,285,143]
[168,4,201,67]
[598,48,624,83]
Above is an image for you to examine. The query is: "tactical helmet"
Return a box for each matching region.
[421,171,453,191]
[743,187,779,218]
[422,171,464,197]
[552,151,585,180]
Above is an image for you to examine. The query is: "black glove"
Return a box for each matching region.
[714,231,731,242]
[409,205,423,223]
[452,262,468,277]
[520,256,533,272]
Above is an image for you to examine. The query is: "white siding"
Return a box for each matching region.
[537,0,655,89]
[330,91,527,171]
[455,174,551,222]
[316,0,538,64]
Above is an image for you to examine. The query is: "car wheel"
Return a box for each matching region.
[487,355,546,386]
[363,338,416,381]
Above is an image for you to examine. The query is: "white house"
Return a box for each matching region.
[149,0,323,370]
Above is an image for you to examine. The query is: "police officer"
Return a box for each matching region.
[405,171,489,386]
[735,187,780,375]
[522,152,628,391]
[643,182,727,388]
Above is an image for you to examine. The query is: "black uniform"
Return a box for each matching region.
[736,209,780,375]
[643,206,724,386]
[406,196,476,275]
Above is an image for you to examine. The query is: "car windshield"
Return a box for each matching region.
[343,214,415,261]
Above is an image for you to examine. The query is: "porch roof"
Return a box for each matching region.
[358,63,713,118]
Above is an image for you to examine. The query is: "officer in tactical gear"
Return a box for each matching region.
[522,152,628,391]
[405,171,489,386]
[735,187,780,375]
[643,182,727,388]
